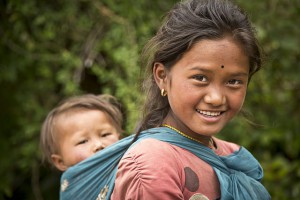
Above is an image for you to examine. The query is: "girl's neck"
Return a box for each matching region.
[162,123,216,149]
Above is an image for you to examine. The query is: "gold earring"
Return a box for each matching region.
[161,89,167,96]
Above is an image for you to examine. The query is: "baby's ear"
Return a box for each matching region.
[51,154,68,171]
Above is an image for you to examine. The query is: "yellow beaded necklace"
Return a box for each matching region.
[162,124,215,149]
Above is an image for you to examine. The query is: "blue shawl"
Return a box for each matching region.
[60,127,271,200]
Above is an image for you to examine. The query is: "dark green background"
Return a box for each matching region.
[1,0,299,199]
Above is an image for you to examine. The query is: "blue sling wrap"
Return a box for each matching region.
[60,127,271,200]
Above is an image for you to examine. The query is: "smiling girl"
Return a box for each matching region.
[111,0,270,199]
[57,0,271,199]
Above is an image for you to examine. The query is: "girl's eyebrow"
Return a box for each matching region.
[230,72,249,77]
[190,66,213,73]
[190,66,249,77]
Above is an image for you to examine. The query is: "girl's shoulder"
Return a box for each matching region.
[213,137,240,156]
[113,138,194,199]
[121,138,201,173]
[126,138,183,160]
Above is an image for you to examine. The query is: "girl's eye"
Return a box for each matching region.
[77,139,88,145]
[227,79,243,85]
[192,75,208,82]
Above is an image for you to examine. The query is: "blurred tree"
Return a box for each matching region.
[0,0,299,199]
[223,0,300,198]
[0,0,176,199]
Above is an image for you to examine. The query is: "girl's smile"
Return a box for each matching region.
[196,109,224,123]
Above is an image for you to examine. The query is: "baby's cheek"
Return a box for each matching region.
[105,136,119,146]
[74,151,91,164]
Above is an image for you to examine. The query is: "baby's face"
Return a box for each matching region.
[52,109,120,171]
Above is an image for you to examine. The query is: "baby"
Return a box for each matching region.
[40,94,122,171]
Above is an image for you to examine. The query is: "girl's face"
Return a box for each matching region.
[51,109,120,171]
[155,37,249,142]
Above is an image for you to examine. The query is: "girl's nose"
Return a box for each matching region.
[204,86,226,106]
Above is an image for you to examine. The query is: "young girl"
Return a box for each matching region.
[59,0,270,199]
[40,94,122,171]
[111,0,270,199]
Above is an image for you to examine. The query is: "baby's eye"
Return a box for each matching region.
[192,75,208,82]
[101,133,112,137]
[77,139,88,145]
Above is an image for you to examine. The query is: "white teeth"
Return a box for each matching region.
[196,109,221,116]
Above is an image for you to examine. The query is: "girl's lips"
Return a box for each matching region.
[196,109,224,116]
[196,109,224,122]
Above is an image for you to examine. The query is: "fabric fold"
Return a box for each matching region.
[60,127,270,200]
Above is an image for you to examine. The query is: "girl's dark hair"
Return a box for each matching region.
[136,0,262,133]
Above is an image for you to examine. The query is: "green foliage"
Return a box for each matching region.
[224,0,300,198]
[0,0,299,199]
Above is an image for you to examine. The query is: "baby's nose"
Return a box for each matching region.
[94,140,104,152]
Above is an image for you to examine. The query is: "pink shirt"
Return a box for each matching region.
[111,138,239,200]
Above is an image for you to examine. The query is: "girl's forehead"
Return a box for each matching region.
[169,38,249,73]
[190,37,245,53]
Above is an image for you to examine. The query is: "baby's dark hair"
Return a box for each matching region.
[137,0,262,133]
[40,94,123,166]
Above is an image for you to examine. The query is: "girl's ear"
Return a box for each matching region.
[153,62,167,90]
[51,154,68,171]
